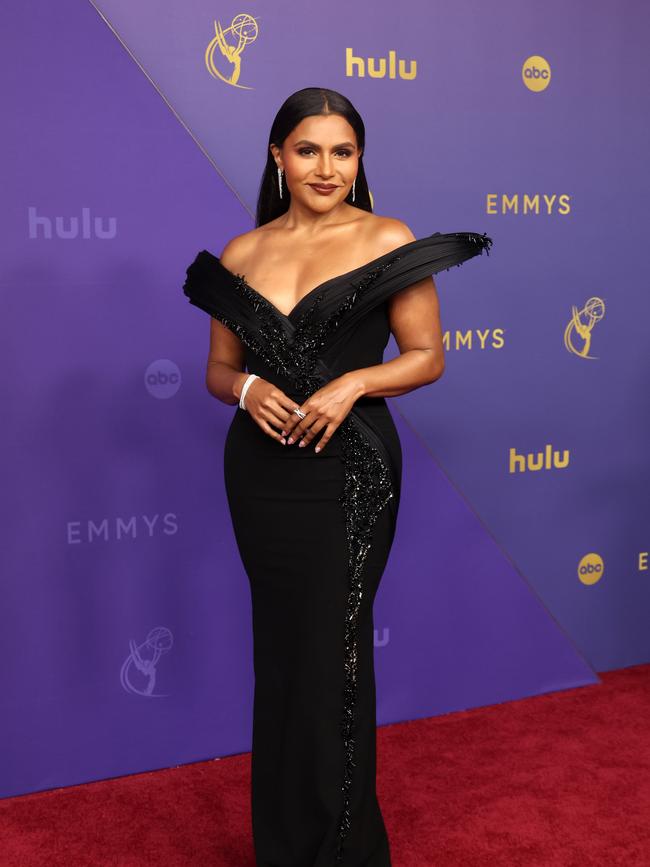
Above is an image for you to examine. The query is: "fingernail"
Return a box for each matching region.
[287,437,294,444]
[315,446,321,453]
[280,437,286,445]
[298,440,306,448]
[280,430,286,437]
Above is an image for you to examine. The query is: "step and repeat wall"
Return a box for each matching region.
[2,0,648,797]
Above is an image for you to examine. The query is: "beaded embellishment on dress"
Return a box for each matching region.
[335,415,394,861]
[227,255,403,396]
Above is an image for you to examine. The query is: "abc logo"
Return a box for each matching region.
[144,359,182,399]
[578,553,604,586]
[522,55,551,92]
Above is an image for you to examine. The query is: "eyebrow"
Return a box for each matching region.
[293,139,356,149]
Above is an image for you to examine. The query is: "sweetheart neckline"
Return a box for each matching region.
[201,233,440,322]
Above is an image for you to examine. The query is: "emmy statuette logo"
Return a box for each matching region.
[205,13,259,89]
[121,627,174,697]
[564,297,606,359]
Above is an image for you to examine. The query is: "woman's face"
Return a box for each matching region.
[271,113,362,212]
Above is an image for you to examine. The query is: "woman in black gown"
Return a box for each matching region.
[183,87,492,866]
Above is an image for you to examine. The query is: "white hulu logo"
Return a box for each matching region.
[28,206,117,239]
[509,445,570,473]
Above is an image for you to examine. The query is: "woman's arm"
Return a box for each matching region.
[342,220,445,399]
[205,317,248,406]
[343,271,445,399]
[204,233,258,406]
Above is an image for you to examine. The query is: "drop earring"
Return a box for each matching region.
[277,166,284,199]
[352,178,356,202]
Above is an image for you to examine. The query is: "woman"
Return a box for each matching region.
[183,87,492,867]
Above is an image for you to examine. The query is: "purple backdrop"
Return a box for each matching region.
[3,0,648,799]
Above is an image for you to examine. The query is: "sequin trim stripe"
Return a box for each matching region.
[335,416,394,862]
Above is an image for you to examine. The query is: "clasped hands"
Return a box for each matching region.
[243,373,364,454]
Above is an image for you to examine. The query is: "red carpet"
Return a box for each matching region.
[2,664,649,866]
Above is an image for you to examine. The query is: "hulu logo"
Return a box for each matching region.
[509,445,570,473]
[346,47,416,80]
[28,206,117,239]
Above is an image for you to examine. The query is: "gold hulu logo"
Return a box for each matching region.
[345,47,416,79]
[509,445,570,473]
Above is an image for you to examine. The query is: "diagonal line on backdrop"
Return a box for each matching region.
[86,0,254,220]
[392,399,600,681]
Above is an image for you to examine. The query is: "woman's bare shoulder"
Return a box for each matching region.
[360,213,418,257]
[219,225,271,273]
[219,213,416,271]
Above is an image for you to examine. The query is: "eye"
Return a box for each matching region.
[297,147,353,158]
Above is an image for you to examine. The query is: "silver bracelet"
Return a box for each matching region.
[239,373,259,410]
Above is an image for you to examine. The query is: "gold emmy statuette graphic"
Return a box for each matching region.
[205,14,259,89]
[563,296,605,359]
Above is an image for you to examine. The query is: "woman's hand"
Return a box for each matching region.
[241,377,301,446]
[280,373,365,453]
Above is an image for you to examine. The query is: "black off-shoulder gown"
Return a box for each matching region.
[183,231,493,867]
